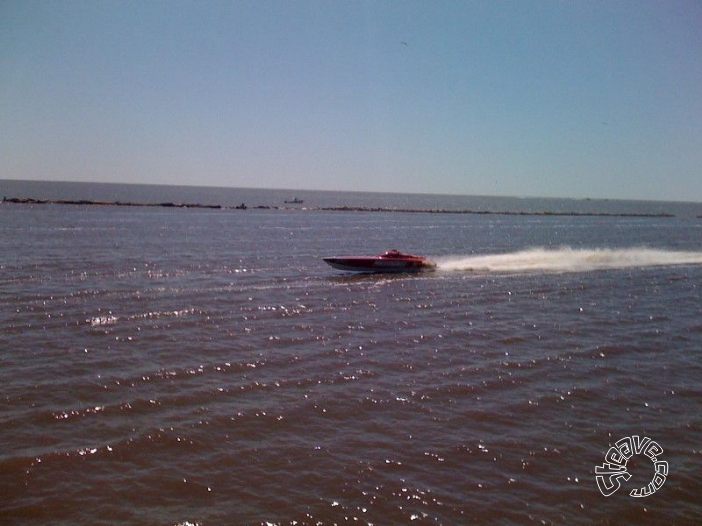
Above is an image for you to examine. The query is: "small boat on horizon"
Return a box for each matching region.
[284,197,304,204]
[323,249,436,273]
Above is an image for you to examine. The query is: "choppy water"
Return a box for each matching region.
[2,183,702,525]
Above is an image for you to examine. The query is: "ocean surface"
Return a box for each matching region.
[2,181,702,525]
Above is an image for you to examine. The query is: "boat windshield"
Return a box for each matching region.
[382,250,404,258]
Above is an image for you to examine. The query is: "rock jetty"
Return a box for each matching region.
[2,196,676,218]
[2,197,223,209]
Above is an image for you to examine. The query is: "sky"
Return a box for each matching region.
[1,0,701,201]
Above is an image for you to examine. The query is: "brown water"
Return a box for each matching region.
[2,188,702,525]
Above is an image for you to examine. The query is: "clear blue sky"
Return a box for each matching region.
[2,0,701,201]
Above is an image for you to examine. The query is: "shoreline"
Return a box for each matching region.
[2,196,677,218]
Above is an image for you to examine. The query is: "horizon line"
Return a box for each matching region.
[1,177,700,206]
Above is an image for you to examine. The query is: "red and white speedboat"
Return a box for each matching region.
[323,249,436,273]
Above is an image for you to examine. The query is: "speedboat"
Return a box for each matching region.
[322,249,436,273]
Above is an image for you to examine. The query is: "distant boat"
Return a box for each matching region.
[284,197,304,204]
[323,249,436,273]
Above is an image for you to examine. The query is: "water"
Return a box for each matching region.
[2,182,702,525]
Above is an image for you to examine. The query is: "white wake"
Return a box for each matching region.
[436,247,702,273]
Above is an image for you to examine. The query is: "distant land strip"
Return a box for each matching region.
[3,196,228,209]
[3,196,677,218]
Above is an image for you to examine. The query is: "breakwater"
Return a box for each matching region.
[3,196,678,217]
[316,205,676,218]
[3,196,231,209]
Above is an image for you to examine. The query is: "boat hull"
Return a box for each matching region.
[323,251,436,273]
